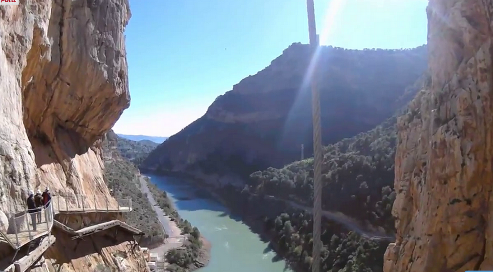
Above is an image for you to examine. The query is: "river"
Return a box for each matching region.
[148,174,293,272]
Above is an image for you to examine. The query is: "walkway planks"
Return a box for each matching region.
[1,210,52,249]
[51,195,132,215]
[14,235,56,272]
[0,206,131,250]
[0,195,137,272]
[54,206,132,214]
[54,220,143,240]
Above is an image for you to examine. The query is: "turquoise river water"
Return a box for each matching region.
[148,174,293,272]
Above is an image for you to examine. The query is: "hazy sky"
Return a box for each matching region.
[113,0,428,137]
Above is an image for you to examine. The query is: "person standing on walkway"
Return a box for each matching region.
[42,187,52,220]
[26,191,37,231]
[34,190,43,223]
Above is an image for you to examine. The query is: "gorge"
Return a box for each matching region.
[140,44,428,271]
[140,0,493,271]
[1,0,491,271]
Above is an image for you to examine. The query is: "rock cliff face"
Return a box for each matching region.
[0,0,143,270]
[384,0,493,271]
[143,44,428,185]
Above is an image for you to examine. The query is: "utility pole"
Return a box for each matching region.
[306,1,323,272]
[301,144,304,160]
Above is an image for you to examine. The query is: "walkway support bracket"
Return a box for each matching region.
[73,238,83,251]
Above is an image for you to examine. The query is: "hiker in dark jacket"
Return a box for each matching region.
[34,190,43,223]
[26,191,37,231]
[42,188,52,219]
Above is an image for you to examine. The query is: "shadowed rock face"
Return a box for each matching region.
[384,0,493,271]
[143,44,428,184]
[0,1,142,270]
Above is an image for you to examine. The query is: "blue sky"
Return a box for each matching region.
[113,0,428,137]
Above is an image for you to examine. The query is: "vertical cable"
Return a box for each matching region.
[306,0,323,271]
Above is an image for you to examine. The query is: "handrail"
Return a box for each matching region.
[1,193,132,250]
[13,235,56,272]
[54,219,144,239]
[0,200,55,249]
[0,227,15,248]
[51,194,132,213]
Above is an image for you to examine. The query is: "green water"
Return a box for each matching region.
[148,174,293,272]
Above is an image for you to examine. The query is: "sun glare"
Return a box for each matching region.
[318,0,346,46]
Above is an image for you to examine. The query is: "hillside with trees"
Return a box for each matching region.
[249,116,397,232]
[115,135,159,165]
[245,112,409,271]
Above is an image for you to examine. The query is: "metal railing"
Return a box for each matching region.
[51,194,132,213]
[0,194,132,250]
[1,201,54,249]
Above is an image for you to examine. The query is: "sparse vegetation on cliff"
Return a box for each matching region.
[103,158,166,246]
[102,130,165,247]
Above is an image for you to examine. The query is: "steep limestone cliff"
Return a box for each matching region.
[143,44,428,186]
[384,0,493,271]
[0,0,144,270]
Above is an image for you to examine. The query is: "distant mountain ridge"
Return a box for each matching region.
[109,132,160,165]
[117,134,168,143]
[142,43,428,182]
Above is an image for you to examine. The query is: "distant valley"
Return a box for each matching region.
[117,134,168,143]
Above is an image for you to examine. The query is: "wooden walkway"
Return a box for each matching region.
[0,205,131,250]
[0,209,53,250]
[54,206,132,214]
[0,195,136,272]
[0,235,56,272]
[14,235,55,272]
[51,195,132,214]
[53,219,143,239]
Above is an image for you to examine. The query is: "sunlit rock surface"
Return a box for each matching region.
[0,0,144,270]
[384,0,493,271]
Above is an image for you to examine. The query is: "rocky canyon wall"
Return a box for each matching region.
[384,0,493,271]
[0,0,143,270]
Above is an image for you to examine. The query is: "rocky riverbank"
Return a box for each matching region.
[143,176,211,272]
[190,237,211,271]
